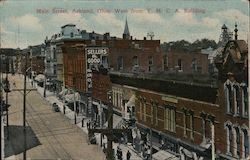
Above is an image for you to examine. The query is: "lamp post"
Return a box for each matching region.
[5,57,11,140]
[0,55,3,160]
[73,77,76,124]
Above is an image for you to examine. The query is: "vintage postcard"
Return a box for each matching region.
[0,0,249,160]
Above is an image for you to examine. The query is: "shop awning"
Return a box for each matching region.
[103,114,123,128]
[152,150,179,160]
[34,74,45,82]
[65,92,80,103]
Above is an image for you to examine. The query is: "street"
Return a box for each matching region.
[4,74,105,160]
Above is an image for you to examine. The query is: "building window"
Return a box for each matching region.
[224,81,233,114]
[70,32,74,38]
[178,59,182,71]
[165,107,169,130]
[132,56,138,66]
[200,112,207,140]
[142,99,146,122]
[112,92,115,106]
[225,123,233,155]
[171,109,176,132]
[228,126,233,155]
[233,84,240,115]
[150,101,153,124]
[139,100,143,121]
[116,92,119,107]
[155,104,158,126]
[241,84,248,117]
[243,129,249,158]
[164,105,175,132]
[183,110,187,137]
[235,127,240,157]
[191,58,197,72]
[117,56,123,70]
[163,55,168,71]
[148,56,153,72]
[190,111,194,140]
[101,56,108,69]
[53,47,56,59]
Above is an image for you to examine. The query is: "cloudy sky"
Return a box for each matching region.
[0,0,249,49]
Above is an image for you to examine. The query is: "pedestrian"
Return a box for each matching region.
[87,121,90,129]
[126,150,131,160]
[82,117,85,127]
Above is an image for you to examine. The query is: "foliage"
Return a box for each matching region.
[161,39,217,53]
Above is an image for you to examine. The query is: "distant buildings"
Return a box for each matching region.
[14,20,248,160]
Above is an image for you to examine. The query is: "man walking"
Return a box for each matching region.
[126,150,131,160]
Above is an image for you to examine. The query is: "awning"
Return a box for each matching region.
[65,92,80,103]
[103,114,123,128]
[152,150,179,160]
[125,94,135,107]
[34,74,45,82]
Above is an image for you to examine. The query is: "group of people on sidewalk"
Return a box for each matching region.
[116,146,131,160]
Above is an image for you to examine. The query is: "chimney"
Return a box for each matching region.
[130,36,133,40]
[144,37,146,40]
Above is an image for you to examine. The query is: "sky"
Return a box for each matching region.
[0,0,249,49]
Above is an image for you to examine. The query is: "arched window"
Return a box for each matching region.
[233,84,240,115]
[225,123,233,155]
[243,129,249,158]
[224,80,233,114]
[241,83,248,117]
[235,127,240,157]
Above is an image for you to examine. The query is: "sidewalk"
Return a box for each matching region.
[35,82,143,160]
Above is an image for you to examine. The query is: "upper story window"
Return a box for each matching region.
[224,80,234,114]
[148,56,153,72]
[177,59,183,71]
[191,58,197,72]
[117,56,123,70]
[70,32,74,38]
[241,83,248,117]
[233,83,240,116]
[235,127,240,157]
[132,56,138,66]
[148,56,153,65]
[165,105,176,132]
[243,129,249,158]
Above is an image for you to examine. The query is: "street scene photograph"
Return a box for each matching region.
[0,0,249,159]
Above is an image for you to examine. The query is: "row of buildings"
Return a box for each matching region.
[4,20,249,159]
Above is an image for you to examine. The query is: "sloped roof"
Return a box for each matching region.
[235,40,248,53]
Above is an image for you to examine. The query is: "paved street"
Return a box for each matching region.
[4,74,105,160]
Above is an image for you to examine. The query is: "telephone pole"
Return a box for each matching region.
[0,55,3,160]
[23,53,28,160]
[5,57,10,140]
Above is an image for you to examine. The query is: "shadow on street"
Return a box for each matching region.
[4,125,41,158]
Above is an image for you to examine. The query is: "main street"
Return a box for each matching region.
[4,74,105,160]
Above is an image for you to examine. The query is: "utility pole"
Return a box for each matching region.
[73,77,77,124]
[23,53,28,160]
[150,128,152,160]
[5,57,10,140]
[43,73,46,98]
[0,55,3,160]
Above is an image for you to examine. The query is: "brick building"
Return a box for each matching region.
[214,26,249,159]
[163,52,209,74]
[109,72,218,159]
